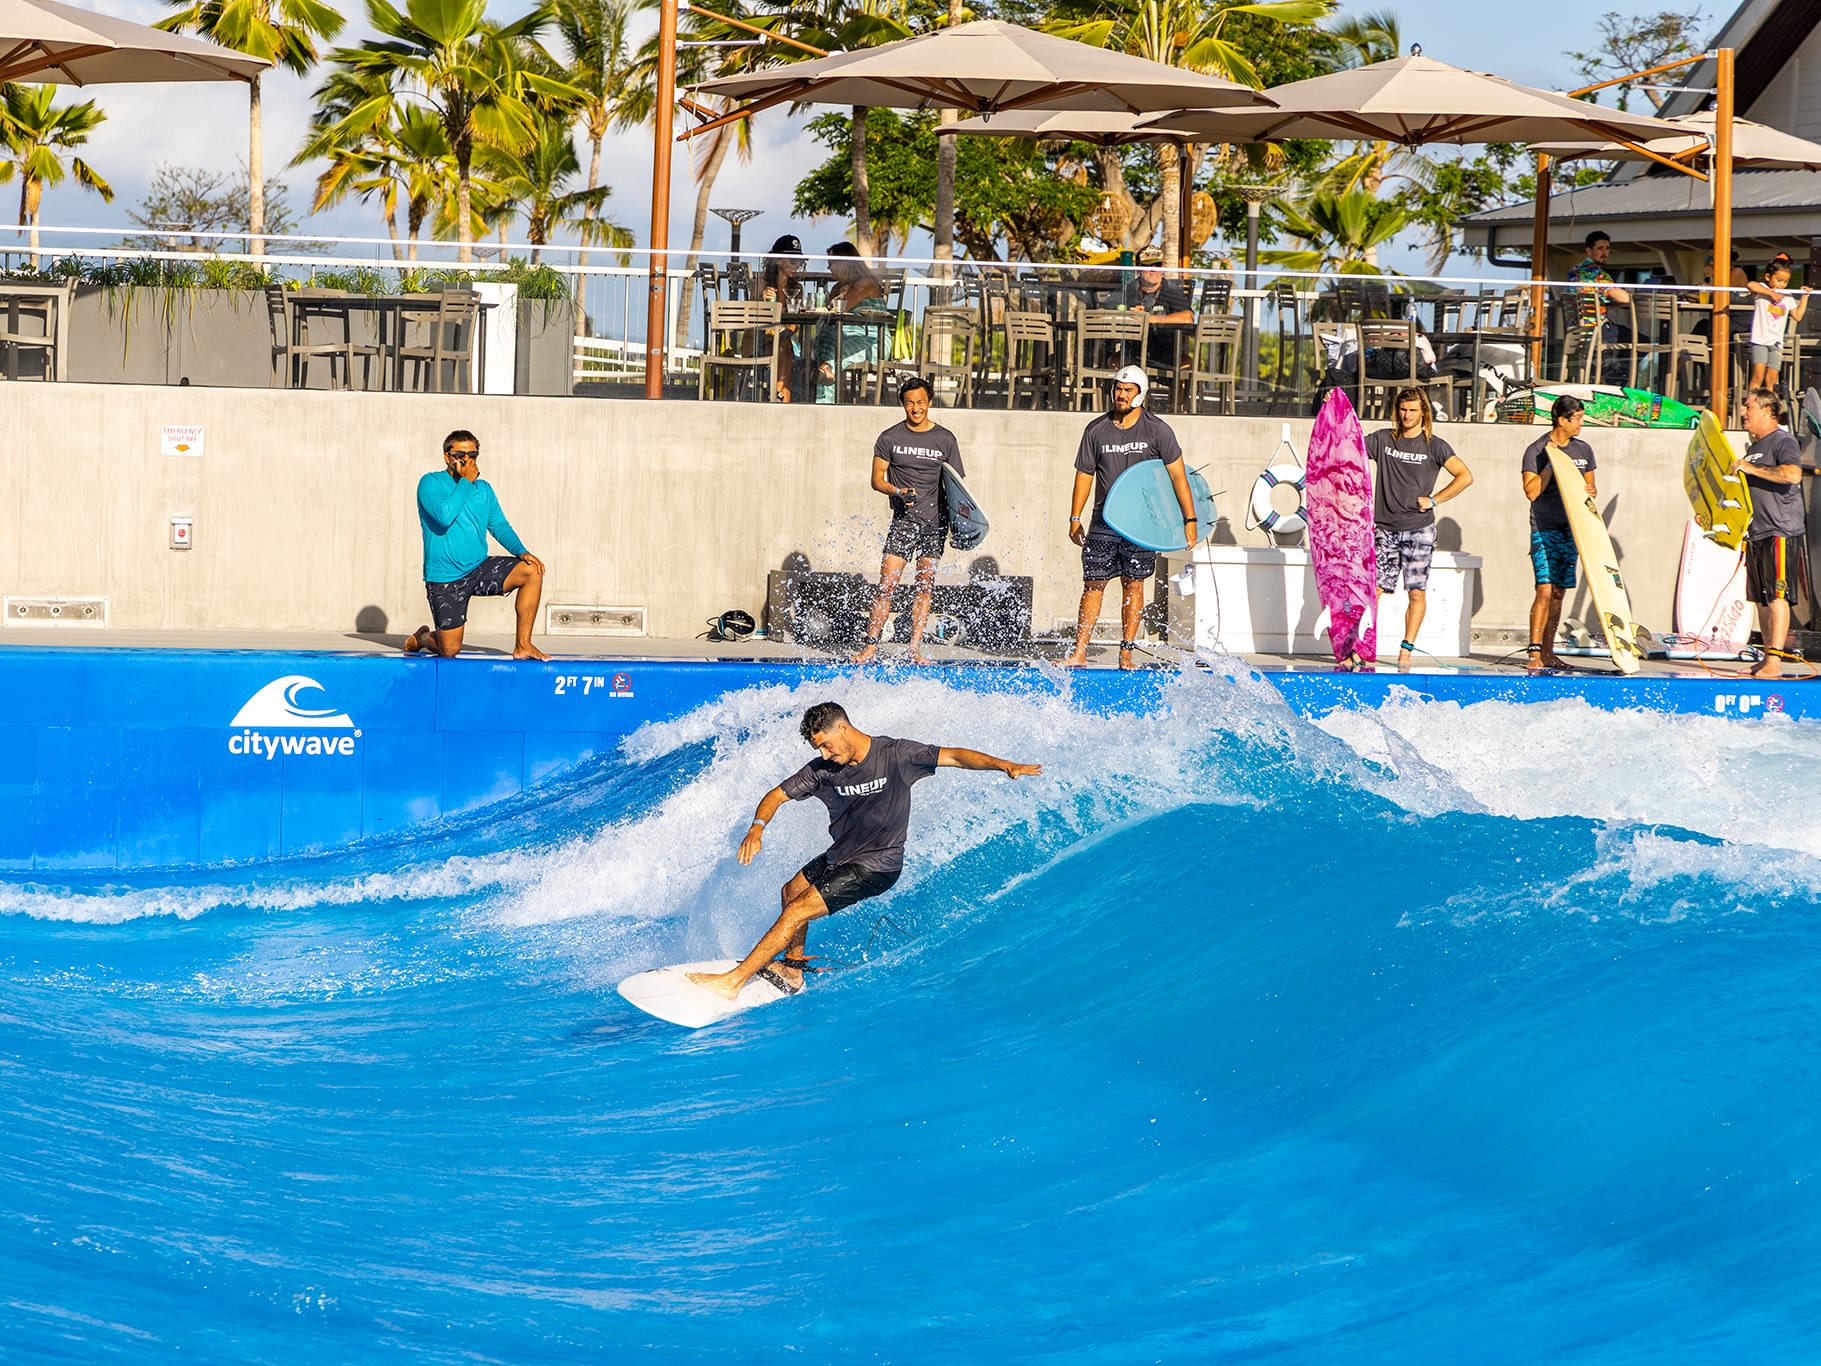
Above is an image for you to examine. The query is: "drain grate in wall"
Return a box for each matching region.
[546,604,647,636]
[4,595,109,627]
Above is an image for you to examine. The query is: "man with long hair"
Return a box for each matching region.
[1365,388,1474,669]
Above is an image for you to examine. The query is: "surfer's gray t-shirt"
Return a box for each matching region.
[1521,435,1597,532]
[875,421,962,525]
[1744,428,1804,540]
[781,735,941,873]
[1366,430,1454,531]
[1075,410,1183,533]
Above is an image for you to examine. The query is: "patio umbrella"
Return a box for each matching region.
[0,0,268,84]
[689,19,1275,131]
[1530,110,1821,172]
[1134,52,1680,147]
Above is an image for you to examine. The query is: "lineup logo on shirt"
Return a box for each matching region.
[891,444,946,461]
[836,777,889,798]
[1099,440,1151,455]
[226,675,361,759]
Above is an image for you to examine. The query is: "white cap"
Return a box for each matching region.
[1112,364,1148,407]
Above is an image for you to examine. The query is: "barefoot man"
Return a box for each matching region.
[1064,366,1197,669]
[1366,387,1473,670]
[689,702,1040,1001]
[1734,387,1807,679]
[852,378,966,666]
[1520,396,1596,673]
[404,429,549,661]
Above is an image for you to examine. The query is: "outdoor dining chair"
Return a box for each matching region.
[397,288,480,393]
[0,280,71,381]
[698,298,783,401]
[909,305,979,408]
[1186,314,1243,415]
[1353,317,1459,421]
[1000,308,1056,409]
[1069,308,1148,409]
[266,284,379,390]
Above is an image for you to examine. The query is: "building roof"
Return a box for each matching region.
[1462,169,1821,256]
[1463,1,1821,259]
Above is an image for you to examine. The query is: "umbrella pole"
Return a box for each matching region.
[1177,141,1192,272]
[645,0,680,400]
[1710,47,1734,424]
[1529,152,1551,387]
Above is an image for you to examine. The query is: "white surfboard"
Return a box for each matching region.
[616,958,795,1028]
[1673,518,1751,654]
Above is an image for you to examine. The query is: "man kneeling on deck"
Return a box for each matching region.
[689,702,1041,1000]
[405,429,549,661]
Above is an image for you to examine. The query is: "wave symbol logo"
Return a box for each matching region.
[229,675,357,729]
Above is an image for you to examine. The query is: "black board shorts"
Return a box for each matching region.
[883,512,948,564]
[801,853,900,914]
[425,555,520,631]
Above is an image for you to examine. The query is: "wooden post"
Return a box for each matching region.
[644,0,679,400]
[1710,47,1734,424]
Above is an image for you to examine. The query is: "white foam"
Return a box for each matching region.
[1316,692,1821,858]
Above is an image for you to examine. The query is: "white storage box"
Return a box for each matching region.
[1162,544,1481,658]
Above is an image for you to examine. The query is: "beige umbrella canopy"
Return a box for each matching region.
[942,108,1171,145]
[1138,52,1679,147]
[1531,110,1821,171]
[0,0,268,84]
[691,19,1275,127]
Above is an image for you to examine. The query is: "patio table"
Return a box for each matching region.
[0,281,72,381]
[288,291,494,393]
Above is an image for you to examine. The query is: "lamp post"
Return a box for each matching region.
[1232,183,1280,395]
[710,206,762,263]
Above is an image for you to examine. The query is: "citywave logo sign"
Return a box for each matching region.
[227,675,362,759]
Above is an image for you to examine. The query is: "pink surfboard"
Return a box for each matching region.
[1305,389,1378,665]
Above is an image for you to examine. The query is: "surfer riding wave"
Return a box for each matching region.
[688,702,1041,1000]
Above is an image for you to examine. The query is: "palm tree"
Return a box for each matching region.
[1262,189,1405,273]
[320,0,582,262]
[479,118,630,261]
[299,65,464,259]
[551,0,638,248]
[1046,0,1332,261]
[0,84,113,259]
[157,0,345,258]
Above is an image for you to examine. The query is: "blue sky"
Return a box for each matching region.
[15,0,1713,277]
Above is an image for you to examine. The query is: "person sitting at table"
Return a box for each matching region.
[814,241,889,404]
[1123,250,1193,323]
[758,233,805,402]
[1565,230,1631,385]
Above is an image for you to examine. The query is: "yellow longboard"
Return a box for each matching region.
[1683,411,1752,549]
[1546,446,1645,675]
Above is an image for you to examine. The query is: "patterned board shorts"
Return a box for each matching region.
[882,513,948,564]
[1746,535,1807,605]
[1374,524,1438,594]
[1082,529,1156,584]
[424,554,520,631]
[1530,529,1578,589]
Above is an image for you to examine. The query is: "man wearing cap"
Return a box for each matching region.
[1063,365,1198,669]
[1125,252,1194,324]
[852,377,966,666]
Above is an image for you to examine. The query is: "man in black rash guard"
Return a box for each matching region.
[688,701,1041,1000]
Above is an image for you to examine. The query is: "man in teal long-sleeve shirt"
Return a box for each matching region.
[403,430,549,660]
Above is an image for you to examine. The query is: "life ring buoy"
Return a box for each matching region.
[1249,463,1307,536]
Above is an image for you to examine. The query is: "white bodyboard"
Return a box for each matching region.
[617,958,793,1028]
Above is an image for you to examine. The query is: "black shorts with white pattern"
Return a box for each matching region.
[424,554,521,632]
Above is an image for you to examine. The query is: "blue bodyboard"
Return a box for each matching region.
[942,462,989,552]
[1102,462,1217,552]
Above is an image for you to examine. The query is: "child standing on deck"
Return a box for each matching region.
[1746,256,1810,396]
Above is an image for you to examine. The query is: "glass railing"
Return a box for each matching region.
[0,224,1809,423]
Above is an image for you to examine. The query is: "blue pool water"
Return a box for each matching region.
[5,666,1821,1361]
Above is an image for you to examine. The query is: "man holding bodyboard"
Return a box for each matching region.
[688,702,1040,1001]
